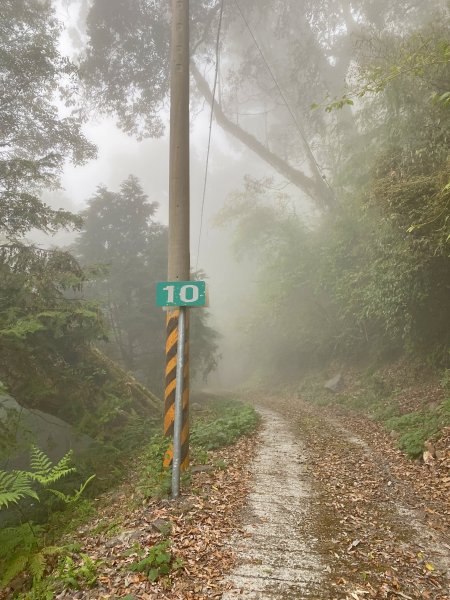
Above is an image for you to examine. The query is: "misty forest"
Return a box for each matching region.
[1,0,449,598]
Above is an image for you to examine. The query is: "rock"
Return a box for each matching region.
[151,518,172,534]
[190,464,215,474]
[324,373,343,393]
[423,450,435,465]
[105,529,142,548]
[0,394,93,470]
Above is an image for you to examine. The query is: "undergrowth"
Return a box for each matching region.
[1,396,257,598]
[300,371,450,458]
[385,398,450,457]
[191,401,259,451]
[138,397,259,498]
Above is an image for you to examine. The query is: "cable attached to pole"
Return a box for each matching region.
[195,0,225,271]
[234,0,333,197]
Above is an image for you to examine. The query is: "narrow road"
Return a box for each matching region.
[223,399,450,600]
[223,407,326,599]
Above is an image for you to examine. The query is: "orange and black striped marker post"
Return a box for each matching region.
[165,0,190,499]
[163,308,189,473]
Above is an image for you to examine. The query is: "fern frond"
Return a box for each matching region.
[29,446,52,475]
[1,553,28,586]
[29,552,45,581]
[0,470,38,509]
[0,523,43,560]
[29,446,75,486]
[41,545,63,556]
[48,474,95,505]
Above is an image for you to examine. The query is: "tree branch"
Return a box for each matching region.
[191,61,334,210]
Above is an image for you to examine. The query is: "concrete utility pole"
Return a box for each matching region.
[168,0,190,280]
[164,0,190,498]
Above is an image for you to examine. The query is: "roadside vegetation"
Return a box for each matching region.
[299,365,450,458]
[0,396,259,598]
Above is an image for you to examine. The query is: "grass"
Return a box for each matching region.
[138,396,260,498]
[191,400,260,451]
[385,398,450,457]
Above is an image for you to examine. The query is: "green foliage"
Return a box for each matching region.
[74,175,220,392]
[29,446,76,486]
[0,448,93,590]
[0,0,95,238]
[220,18,450,377]
[48,475,96,505]
[191,403,260,451]
[128,541,182,582]
[320,31,450,113]
[55,553,102,589]
[0,522,62,588]
[16,578,55,600]
[0,471,39,509]
[386,399,450,457]
[139,433,172,499]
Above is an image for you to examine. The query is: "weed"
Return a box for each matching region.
[91,517,122,536]
[138,434,172,499]
[56,553,103,589]
[191,403,259,451]
[440,369,450,391]
[128,540,182,582]
[213,459,227,470]
[16,579,55,600]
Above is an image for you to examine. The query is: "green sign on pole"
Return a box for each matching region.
[156,281,206,307]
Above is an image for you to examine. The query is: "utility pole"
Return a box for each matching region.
[168,0,190,281]
[163,0,190,497]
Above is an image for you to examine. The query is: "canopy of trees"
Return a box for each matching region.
[218,19,450,379]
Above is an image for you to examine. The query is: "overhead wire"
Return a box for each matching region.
[233,0,334,195]
[195,0,334,269]
[195,0,225,271]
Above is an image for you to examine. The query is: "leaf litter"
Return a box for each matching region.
[55,433,258,600]
[266,393,450,600]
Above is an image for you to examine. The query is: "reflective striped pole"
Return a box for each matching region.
[171,307,186,498]
[164,0,190,496]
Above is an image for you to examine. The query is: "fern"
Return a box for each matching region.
[0,470,38,508]
[48,474,95,504]
[28,553,45,581]
[0,523,43,558]
[0,447,92,591]
[1,554,28,587]
[29,446,75,486]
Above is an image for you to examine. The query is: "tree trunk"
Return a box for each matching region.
[191,62,336,211]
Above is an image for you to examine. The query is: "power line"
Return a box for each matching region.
[195,0,225,271]
[233,0,333,194]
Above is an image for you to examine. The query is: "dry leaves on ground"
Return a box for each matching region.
[56,433,258,600]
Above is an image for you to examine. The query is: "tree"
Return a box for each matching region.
[79,0,447,210]
[0,1,128,423]
[0,0,96,239]
[0,0,102,380]
[75,175,220,392]
[218,19,450,377]
[74,176,166,380]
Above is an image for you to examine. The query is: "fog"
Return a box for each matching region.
[8,0,450,394]
[29,2,443,387]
